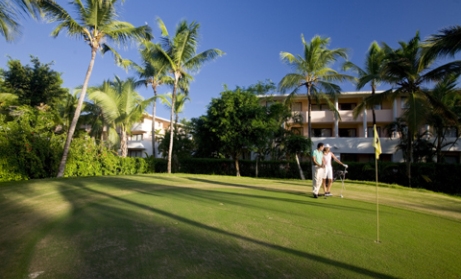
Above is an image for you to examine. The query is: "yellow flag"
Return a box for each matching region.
[373,124,382,160]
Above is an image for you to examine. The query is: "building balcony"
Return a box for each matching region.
[131,122,150,132]
[292,109,394,124]
[366,109,393,123]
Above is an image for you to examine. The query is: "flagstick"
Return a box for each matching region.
[375,157,380,243]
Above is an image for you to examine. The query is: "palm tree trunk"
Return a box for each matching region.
[307,84,312,138]
[175,112,179,130]
[151,86,157,158]
[371,83,377,126]
[56,48,97,177]
[120,128,128,157]
[407,132,413,188]
[295,153,305,180]
[436,129,443,163]
[167,78,178,174]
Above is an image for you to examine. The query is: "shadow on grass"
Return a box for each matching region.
[50,177,396,278]
[1,175,396,278]
[183,177,372,213]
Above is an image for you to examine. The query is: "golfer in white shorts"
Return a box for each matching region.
[322,144,347,196]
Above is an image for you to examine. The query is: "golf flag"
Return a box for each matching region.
[373,124,382,160]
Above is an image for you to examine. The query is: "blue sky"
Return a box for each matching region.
[1,0,461,120]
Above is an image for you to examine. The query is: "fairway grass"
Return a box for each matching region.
[1,174,460,278]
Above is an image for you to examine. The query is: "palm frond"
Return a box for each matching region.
[278,73,305,93]
[423,26,461,60]
[183,48,225,72]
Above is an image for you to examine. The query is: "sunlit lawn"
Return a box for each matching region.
[1,174,460,278]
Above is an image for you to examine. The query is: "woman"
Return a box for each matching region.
[322,144,347,196]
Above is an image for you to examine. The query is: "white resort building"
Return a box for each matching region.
[262,91,461,163]
[127,114,172,158]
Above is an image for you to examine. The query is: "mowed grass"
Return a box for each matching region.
[1,174,461,279]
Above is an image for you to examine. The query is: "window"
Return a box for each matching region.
[444,127,458,138]
[401,97,409,109]
[128,134,143,141]
[311,104,321,111]
[367,126,381,137]
[443,155,459,164]
[339,103,356,110]
[291,127,303,135]
[339,128,356,137]
[128,150,143,157]
[340,153,358,162]
[291,102,302,111]
[312,128,332,137]
[312,104,330,111]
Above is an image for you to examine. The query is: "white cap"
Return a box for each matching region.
[324,144,331,148]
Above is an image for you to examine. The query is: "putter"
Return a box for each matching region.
[339,165,348,198]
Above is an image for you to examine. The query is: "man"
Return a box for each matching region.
[312,142,325,198]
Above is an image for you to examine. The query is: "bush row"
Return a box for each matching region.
[2,131,460,194]
[0,135,154,182]
[150,158,461,195]
[63,137,152,177]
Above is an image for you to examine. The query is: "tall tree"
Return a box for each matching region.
[343,41,385,125]
[355,32,461,186]
[424,74,461,163]
[0,0,41,41]
[134,43,173,158]
[88,77,154,157]
[2,56,67,108]
[39,0,153,176]
[279,34,351,139]
[158,92,190,128]
[199,86,267,177]
[149,17,224,173]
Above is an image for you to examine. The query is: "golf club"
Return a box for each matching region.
[334,164,348,198]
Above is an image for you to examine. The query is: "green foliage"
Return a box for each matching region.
[196,86,268,159]
[0,106,64,181]
[172,158,307,178]
[64,136,154,178]
[0,105,154,181]
[158,126,194,162]
[2,56,68,108]
[88,76,155,156]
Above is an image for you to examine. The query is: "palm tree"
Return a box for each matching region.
[149,17,224,173]
[158,92,190,128]
[88,77,154,157]
[134,43,174,158]
[278,34,352,139]
[423,26,461,61]
[343,41,385,126]
[356,32,461,186]
[39,0,153,176]
[424,74,460,163]
[0,0,41,41]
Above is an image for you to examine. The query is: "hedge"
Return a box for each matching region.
[149,158,461,195]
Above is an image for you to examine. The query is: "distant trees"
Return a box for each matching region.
[39,0,153,176]
[343,41,385,125]
[2,56,67,108]
[147,18,224,173]
[349,32,461,186]
[279,35,352,139]
[192,82,297,177]
[88,77,154,157]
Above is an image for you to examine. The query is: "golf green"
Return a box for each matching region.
[1,174,460,278]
